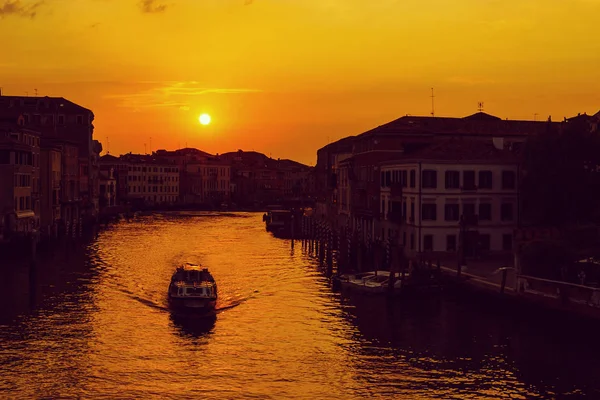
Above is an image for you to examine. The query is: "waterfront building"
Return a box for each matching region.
[0,95,101,225]
[317,111,557,241]
[154,148,212,203]
[39,143,62,237]
[99,154,130,206]
[120,154,179,206]
[184,157,230,205]
[98,168,117,210]
[0,116,41,239]
[379,138,519,261]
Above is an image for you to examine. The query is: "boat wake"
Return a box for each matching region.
[113,286,257,315]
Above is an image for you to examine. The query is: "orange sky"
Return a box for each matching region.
[1,0,599,165]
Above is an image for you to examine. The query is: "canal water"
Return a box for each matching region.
[1,212,599,399]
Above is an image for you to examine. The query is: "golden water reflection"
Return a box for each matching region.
[1,212,599,399]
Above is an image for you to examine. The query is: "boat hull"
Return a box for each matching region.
[168,296,217,313]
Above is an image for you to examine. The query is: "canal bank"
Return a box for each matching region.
[292,213,600,324]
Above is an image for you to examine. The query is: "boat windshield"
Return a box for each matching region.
[172,269,215,283]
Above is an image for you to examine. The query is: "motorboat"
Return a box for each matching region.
[337,271,403,294]
[168,263,217,313]
[336,268,443,295]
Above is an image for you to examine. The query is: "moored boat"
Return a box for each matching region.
[337,271,403,294]
[336,269,442,295]
[168,263,217,314]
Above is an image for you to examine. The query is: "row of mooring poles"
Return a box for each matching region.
[300,216,419,278]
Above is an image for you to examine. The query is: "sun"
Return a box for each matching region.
[199,113,211,125]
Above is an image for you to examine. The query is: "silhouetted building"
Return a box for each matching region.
[184,157,230,205]
[0,115,40,240]
[378,138,520,261]
[0,95,100,225]
[318,111,558,238]
[39,143,62,237]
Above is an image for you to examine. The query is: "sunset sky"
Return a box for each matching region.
[1,0,599,165]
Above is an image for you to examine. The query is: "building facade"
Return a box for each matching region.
[0,120,41,239]
[98,168,117,210]
[0,95,99,225]
[123,156,180,205]
[379,138,520,261]
[39,145,62,237]
[184,158,230,205]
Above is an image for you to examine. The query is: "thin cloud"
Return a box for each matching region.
[0,0,44,19]
[139,0,167,13]
[106,81,262,110]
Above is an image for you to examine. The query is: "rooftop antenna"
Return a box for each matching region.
[106,136,110,154]
[0,87,3,96]
[25,91,29,97]
[534,113,538,121]
[149,137,152,154]
[430,88,435,117]
[477,102,484,112]
[34,88,38,96]
[144,143,147,154]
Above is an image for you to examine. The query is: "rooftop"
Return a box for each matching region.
[380,138,519,165]
[0,95,92,114]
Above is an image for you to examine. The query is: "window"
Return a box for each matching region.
[445,171,460,189]
[501,203,514,221]
[422,203,437,221]
[463,203,475,217]
[479,234,491,251]
[381,199,385,214]
[58,115,65,124]
[380,171,385,187]
[479,171,493,189]
[409,170,416,188]
[447,235,457,251]
[422,170,437,189]
[445,204,460,221]
[463,170,476,189]
[402,201,407,219]
[502,171,516,189]
[402,170,408,187]
[410,233,415,250]
[76,115,83,124]
[410,202,415,221]
[424,235,433,251]
[503,234,513,251]
[479,203,492,221]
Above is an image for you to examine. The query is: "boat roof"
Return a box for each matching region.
[180,263,207,272]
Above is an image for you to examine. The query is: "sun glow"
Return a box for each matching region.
[199,114,211,125]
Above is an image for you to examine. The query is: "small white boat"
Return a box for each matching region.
[338,270,404,294]
[168,263,217,314]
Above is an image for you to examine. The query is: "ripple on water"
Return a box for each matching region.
[1,213,600,399]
